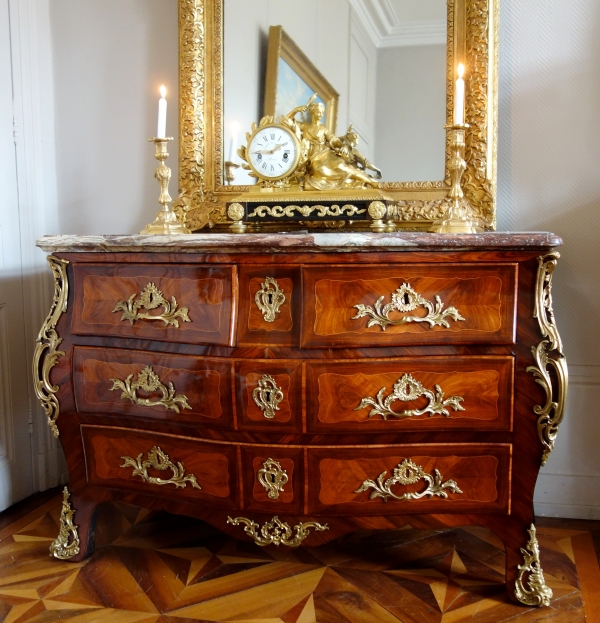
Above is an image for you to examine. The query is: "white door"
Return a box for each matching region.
[0,0,34,510]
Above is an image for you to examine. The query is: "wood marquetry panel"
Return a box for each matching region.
[306,356,514,433]
[241,447,304,514]
[235,360,303,432]
[81,425,238,507]
[71,263,236,346]
[237,267,300,346]
[73,346,233,427]
[301,264,517,348]
[307,444,511,515]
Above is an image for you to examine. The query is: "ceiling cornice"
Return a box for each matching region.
[349,0,446,48]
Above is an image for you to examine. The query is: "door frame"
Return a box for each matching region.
[8,0,64,493]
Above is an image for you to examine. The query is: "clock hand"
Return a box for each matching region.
[266,143,285,155]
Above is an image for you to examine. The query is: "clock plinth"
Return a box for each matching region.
[226,189,395,233]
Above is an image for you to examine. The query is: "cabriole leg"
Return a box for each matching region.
[49,487,100,562]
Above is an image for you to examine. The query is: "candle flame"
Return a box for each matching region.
[230,121,241,134]
[160,85,167,98]
[457,63,465,79]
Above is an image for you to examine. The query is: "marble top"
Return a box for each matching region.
[37,232,562,254]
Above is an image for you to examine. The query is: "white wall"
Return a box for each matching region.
[374,44,446,181]
[38,0,600,518]
[49,0,178,235]
[497,0,600,519]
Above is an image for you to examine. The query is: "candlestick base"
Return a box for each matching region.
[429,199,484,234]
[141,208,191,235]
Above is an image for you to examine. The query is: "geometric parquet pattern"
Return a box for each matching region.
[0,497,594,622]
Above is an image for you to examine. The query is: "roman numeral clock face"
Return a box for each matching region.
[248,125,300,181]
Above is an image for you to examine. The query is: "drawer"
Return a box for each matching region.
[81,425,239,508]
[235,360,303,433]
[237,267,301,347]
[301,264,517,348]
[240,446,304,514]
[73,346,233,428]
[307,444,511,515]
[306,356,514,433]
[72,264,236,346]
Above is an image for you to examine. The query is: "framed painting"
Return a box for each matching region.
[264,25,339,134]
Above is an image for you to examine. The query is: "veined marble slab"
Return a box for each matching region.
[37,232,562,254]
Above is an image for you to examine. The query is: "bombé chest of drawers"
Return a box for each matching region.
[34,232,567,607]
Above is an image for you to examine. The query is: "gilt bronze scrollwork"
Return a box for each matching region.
[109,366,192,413]
[113,282,191,328]
[515,525,553,607]
[252,374,284,419]
[257,458,289,500]
[352,282,465,331]
[33,256,69,438]
[49,487,80,560]
[120,446,201,489]
[247,204,366,219]
[527,253,568,466]
[354,459,463,502]
[355,373,465,420]
[227,515,328,547]
[255,278,285,323]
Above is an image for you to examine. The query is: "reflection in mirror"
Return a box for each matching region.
[224,0,447,186]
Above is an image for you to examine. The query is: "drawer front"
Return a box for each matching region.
[81,425,238,508]
[240,447,304,514]
[73,346,233,428]
[72,264,236,346]
[237,267,300,347]
[235,360,303,433]
[301,264,517,348]
[306,356,514,433]
[308,445,510,515]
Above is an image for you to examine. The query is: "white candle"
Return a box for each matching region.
[228,121,240,161]
[157,85,167,138]
[454,64,465,126]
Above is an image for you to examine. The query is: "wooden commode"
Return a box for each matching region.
[34,232,567,606]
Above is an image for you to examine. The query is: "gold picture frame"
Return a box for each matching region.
[174,0,498,232]
[264,26,339,135]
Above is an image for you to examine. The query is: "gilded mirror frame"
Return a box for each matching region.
[175,0,498,231]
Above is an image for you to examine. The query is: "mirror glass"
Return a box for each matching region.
[223,0,447,186]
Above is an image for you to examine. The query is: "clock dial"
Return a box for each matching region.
[248,125,299,180]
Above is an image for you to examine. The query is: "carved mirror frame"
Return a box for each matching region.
[175,0,498,232]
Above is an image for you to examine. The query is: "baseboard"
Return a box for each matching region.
[535,503,600,521]
[569,364,600,386]
[534,473,600,520]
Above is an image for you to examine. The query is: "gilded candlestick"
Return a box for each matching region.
[141,138,191,235]
[224,160,240,185]
[430,124,484,234]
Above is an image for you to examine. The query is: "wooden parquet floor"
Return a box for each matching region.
[1,496,599,623]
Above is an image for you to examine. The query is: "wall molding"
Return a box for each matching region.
[348,8,377,147]
[568,364,600,386]
[349,0,446,48]
[8,0,64,492]
[532,364,600,519]
[535,473,600,520]
[0,304,15,469]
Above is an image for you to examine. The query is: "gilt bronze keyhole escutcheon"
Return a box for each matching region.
[257,458,289,500]
[252,374,284,419]
[255,278,285,323]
